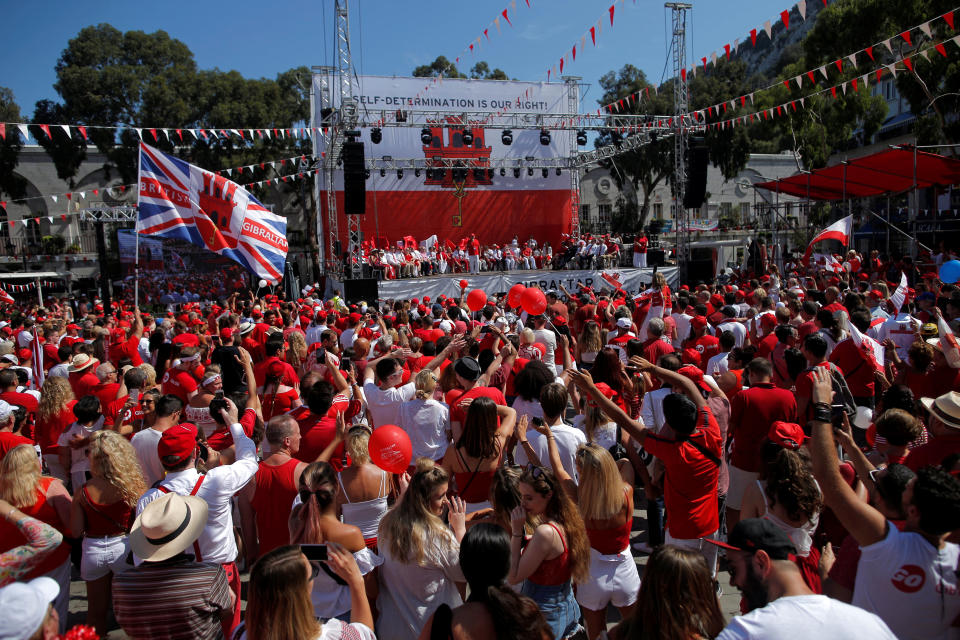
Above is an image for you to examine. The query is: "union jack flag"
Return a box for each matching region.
[137,143,288,284]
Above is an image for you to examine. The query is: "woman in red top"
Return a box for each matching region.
[0,444,73,633]
[508,463,589,640]
[70,431,146,635]
[35,376,77,484]
[259,360,302,421]
[441,398,516,514]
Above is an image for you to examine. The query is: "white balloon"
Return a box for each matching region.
[258,279,268,289]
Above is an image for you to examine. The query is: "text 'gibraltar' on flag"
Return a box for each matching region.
[137,143,288,284]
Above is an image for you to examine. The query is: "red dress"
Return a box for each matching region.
[250,458,301,557]
[0,478,70,578]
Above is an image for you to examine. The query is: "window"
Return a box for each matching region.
[720,202,733,217]
[740,203,751,219]
[598,204,612,223]
[580,204,591,221]
[653,203,663,219]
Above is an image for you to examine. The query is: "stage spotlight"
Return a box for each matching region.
[364,169,371,179]
[473,168,484,181]
[379,168,386,177]
[527,167,534,177]
[542,168,549,179]
[540,129,551,145]
[371,128,382,144]
[513,168,521,178]
[421,128,433,145]
[397,169,403,179]
[487,169,494,181]
[576,129,588,146]
[462,129,474,146]
[556,167,562,176]
[414,168,421,177]
[501,129,513,145]
[500,167,506,177]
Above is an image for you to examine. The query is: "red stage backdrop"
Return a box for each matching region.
[312,75,574,254]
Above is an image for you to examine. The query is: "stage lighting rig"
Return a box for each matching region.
[539,129,551,145]
[370,128,382,144]
[501,129,513,145]
[421,128,433,145]
[397,169,403,179]
[513,168,521,178]
[576,129,588,146]
[500,168,506,177]
[379,168,386,177]
[461,129,474,146]
[556,168,562,176]
[527,167,534,177]
[414,169,421,177]
[542,168,549,178]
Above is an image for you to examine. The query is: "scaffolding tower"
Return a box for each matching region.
[667,2,692,279]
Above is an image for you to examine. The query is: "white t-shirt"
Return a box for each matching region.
[716,321,747,348]
[513,420,587,483]
[533,328,558,368]
[57,417,105,480]
[398,398,451,462]
[131,427,165,487]
[340,328,357,349]
[509,397,544,422]
[717,594,895,640]
[572,414,617,450]
[376,529,464,640]
[706,352,730,377]
[853,524,960,640]
[363,380,415,428]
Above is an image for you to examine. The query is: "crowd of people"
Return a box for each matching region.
[1,244,960,639]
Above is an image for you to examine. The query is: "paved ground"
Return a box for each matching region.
[66,498,742,638]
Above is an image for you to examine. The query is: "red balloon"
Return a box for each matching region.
[507,284,526,308]
[368,425,412,474]
[459,279,469,289]
[521,287,547,315]
[466,288,488,311]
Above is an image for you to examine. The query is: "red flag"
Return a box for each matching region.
[572,46,576,61]
[802,215,853,264]
[483,28,489,40]
[831,86,837,98]
[724,44,731,60]
[876,68,883,82]
[834,59,843,72]
[946,11,956,30]
[806,70,816,84]
[0,123,4,141]
[609,4,615,26]
[502,8,511,25]
[39,124,51,139]
[852,77,858,91]
[750,28,758,47]
[150,128,158,141]
[77,126,87,140]
[681,68,686,82]
[901,30,912,46]
[0,202,5,211]
[783,79,791,90]
[937,43,948,57]
[590,26,596,45]
[865,46,875,61]
[781,10,790,29]
[904,57,914,72]
[560,57,564,73]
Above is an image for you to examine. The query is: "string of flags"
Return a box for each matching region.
[0,154,312,211]
[692,6,957,123]
[1,281,62,292]
[690,35,960,132]
[0,122,325,146]
[545,0,640,82]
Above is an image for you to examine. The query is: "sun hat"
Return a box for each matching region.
[129,492,209,562]
[920,391,960,429]
[67,353,97,373]
[0,577,60,640]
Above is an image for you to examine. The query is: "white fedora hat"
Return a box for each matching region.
[921,391,960,430]
[129,492,208,562]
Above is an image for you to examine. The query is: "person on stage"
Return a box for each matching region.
[632,234,648,269]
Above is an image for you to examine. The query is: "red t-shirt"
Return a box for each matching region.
[253,357,301,388]
[688,335,720,367]
[729,382,798,472]
[757,331,779,359]
[795,362,838,422]
[110,334,143,367]
[829,338,879,398]
[70,371,99,399]
[0,431,32,458]
[289,406,347,471]
[642,337,675,366]
[905,434,960,471]
[161,369,199,403]
[644,406,721,539]
[449,386,507,427]
[93,383,122,411]
[35,401,77,455]
[797,320,818,342]
[0,391,38,416]
[41,344,59,372]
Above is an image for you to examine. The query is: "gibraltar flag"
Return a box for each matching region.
[937,312,960,368]
[888,272,908,314]
[802,215,853,265]
[848,317,885,368]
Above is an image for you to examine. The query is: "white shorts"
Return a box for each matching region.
[576,546,641,611]
[726,465,760,510]
[81,535,131,581]
[665,529,718,577]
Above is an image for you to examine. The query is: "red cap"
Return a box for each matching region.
[768,421,806,450]
[682,347,702,367]
[868,290,883,300]
[678,365,711,393]
[220,328,233,341]
[411,298,419,305]
[680,285,690,291]
[710,294,724,308]
[157,423,199,464]
[690,315,708,330]
[423,296,431,303]
[349,312,362,323]
[586,382,618,407]
[16,348,31,362]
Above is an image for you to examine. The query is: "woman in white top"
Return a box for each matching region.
[336,425,392,549]
[184,364,223,438]
[576,321,604,370]
[236,543,375,640]
[398,370,451,463]
[376,459,467,640]
[510,361,555,421]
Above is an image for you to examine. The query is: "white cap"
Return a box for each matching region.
[0,400,12,421]
[616,317,632,329]
[0,577,60,640]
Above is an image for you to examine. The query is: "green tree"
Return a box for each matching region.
[0,87,26,200]
[469,61,508,80]
[412,56,466,79]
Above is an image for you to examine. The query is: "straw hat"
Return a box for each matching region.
[129,492,208,562]
[921,391,960,430]
[67,353,97,373]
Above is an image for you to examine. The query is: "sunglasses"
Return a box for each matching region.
[308,561,321,581]
[527,464,554,489]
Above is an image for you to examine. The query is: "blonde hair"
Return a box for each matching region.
[414,369,437,400]
[286,332,308,364]
[583,406,613,445]
[652,272,666,290]
[379,458,453,565]
[345,426,372,464]
[0,444,42,508]
[579,321,603,354]
[37,376,75,424]
[576,444,625,521]
[520,328,536,345]
[88,431,147,508]
[138,363,157,388]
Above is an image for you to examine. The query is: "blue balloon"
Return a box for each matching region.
[940,260,960,284]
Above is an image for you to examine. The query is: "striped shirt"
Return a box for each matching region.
[113,554,231,640]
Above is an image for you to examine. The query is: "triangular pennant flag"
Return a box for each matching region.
[876,67,884,82]
[47,217,52,224]
[502,8,511,26]
[149,128,158,141]
[39,124,51,139]
[797,0,806,21]
[847,53,858,69]
[904,57,914,72]
[59,124,70,137]
[50,195,57,203]
[763,20,772,40]
[135,128,143,141]
[724,43,731,59]
[883,38,894,54]
[900,30,912,46]
[0,123,5,141]
[483,28,489,40]
[852,77,858,91]
[842,82,848,94]
[834,59,843,72]
[711,51,718,66]
[946,11,956,30]
[918,49,929,62]
[572,45,576,61]
[937,42,948,57]
[865,46,874,62]
[609,3,615,26]
[800,97,805,107]
[795,75,803,89]
[831,86,837,98]
[919,21,932,38]
[783,79,791,90]
[750,28,758,47]
[590,25,596,45]
[807,70,816,84]
[819,65,829,80]
[781,10,790,30]
[560,57,564,73]
[888,63,898,77]
[17,124,29,141]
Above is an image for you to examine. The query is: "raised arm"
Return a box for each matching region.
[569,369,648,445]
[531,421,577,499]
[629,356,706,409]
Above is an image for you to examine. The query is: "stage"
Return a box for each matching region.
[327,266,680,303]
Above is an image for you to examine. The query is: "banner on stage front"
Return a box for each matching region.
[312,74,575,248]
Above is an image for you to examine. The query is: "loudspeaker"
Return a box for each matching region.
[343,278,379,304]
[683,138,709,210]
[343,141,366,215]
[647,249,666,267]
[686,259,714,284]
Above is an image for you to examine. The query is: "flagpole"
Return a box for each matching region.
[135,144,141,309]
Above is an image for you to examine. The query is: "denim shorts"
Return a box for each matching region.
[521,579,581,639]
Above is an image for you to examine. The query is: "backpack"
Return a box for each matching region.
[809,363,856,418]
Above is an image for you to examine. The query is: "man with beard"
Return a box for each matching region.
[713,519,895,639]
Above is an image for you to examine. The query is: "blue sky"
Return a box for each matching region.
[3,0,795,120]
